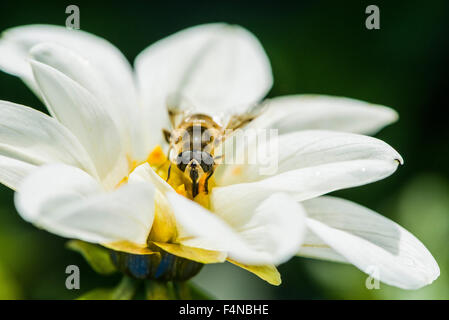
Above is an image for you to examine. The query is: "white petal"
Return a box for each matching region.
[166,193,252,261]
[135,23,272,139]
[0,100,98,184]
[300,196,440,289]
[15,164,155,245]
[168,192,304,265]
[217,130,403,185]
[128,162,173,193]
[213,159,399,219]
[250,95,398,135]
[29,43,136,155]
[0,25,137,115]
[213,130,402,216]
[30,59,128,188]
[0,155,35,190]
[129,106,164,161]
[216,192,306,265]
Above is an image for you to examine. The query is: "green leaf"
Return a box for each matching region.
[66,240,117,275]
[78,276,140,300]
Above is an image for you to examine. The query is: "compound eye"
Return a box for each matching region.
[204,131,213,142]
[202,129,215,143]
[176,151,191,172]
[200,152,214,172]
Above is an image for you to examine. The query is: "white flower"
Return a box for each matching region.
[0,23,439,289]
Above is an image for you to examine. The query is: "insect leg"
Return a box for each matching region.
[204,168,215,194]
[166,163,172,182]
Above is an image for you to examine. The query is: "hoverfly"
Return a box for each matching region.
[162,100,259,198]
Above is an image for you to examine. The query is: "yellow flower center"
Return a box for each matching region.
[106,145,280,285]
[113,145,216,247]
[146,145,215,209]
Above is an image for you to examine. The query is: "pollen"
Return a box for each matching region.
[145,145,215,210]
[176,184,187,197]
[147,145,167,166]
[198,174,208,194]
[194,192,210,209]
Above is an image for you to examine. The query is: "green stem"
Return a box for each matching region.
[111,276,140,300]
[145,280,176,300]
[173,281,192,299]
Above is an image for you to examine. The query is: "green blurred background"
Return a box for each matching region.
[0,0,448,299]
